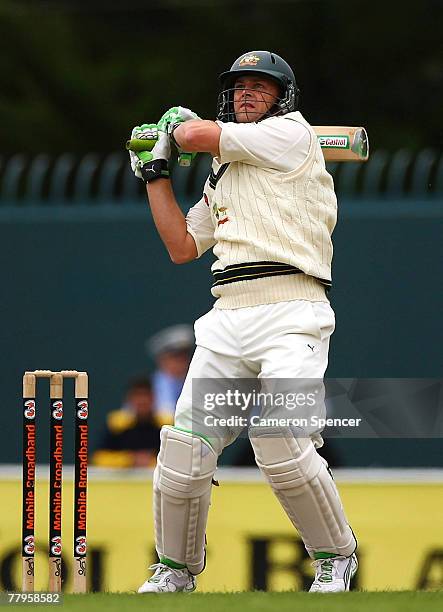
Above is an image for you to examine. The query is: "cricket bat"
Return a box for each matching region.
[312,126,369,161]
[126,125,369,163]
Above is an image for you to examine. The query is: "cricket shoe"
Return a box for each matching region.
[137,563,196,593]
[309,553,358,593]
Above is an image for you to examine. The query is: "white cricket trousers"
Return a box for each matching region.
[175,299,335,455]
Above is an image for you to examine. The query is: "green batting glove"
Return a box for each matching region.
[158,106,200,167]
[129,124,171,183]
[158,106,200,134]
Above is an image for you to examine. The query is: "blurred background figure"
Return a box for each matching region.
[92,377,160,468]
[146,324,194,426]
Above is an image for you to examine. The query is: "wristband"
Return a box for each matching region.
[140,159,170,183]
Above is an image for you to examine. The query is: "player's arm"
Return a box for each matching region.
[128,123,196,264]
[128,123,215,264]
[146,180,198,264]
[157,107,221,157]
[172,120,221,157]
[148,182,215,263]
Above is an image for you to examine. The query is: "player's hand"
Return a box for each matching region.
[129,124,171,180]
[158,107,200,167]
[158,106,201,136]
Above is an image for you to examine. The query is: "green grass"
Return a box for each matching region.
[8,591,443,611]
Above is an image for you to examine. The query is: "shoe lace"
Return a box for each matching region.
[312,558,336,583]
[148,562,187,582]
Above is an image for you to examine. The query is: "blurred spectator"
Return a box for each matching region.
[146,324,194,426]
[92,377,160,468]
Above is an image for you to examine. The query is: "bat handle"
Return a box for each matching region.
[126,138,157,152]
[126,138,194,167]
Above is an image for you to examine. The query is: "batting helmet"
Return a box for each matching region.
[217,51,300,122]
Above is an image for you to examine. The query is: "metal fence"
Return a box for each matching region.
[0,149,442,204]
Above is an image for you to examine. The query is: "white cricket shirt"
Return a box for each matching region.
[185,111,337,308]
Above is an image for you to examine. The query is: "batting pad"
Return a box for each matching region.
[249,426,356,558]
[153,426,218,574]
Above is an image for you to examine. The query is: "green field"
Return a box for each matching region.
[6,591,443,611]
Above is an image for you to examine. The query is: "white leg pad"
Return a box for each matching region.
[249,427,356,558]
[153,426,217,574]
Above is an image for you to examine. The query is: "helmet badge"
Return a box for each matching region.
[238,54,261,67]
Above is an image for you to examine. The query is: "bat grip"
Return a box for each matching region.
[126,138,195,167]
[126,138,156,152]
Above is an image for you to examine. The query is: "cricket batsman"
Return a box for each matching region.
[129,50,358,593]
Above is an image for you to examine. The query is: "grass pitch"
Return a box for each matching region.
[9,591,443,611]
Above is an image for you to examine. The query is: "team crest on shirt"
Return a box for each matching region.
[239,54,260,67]
[212,202,229,226]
